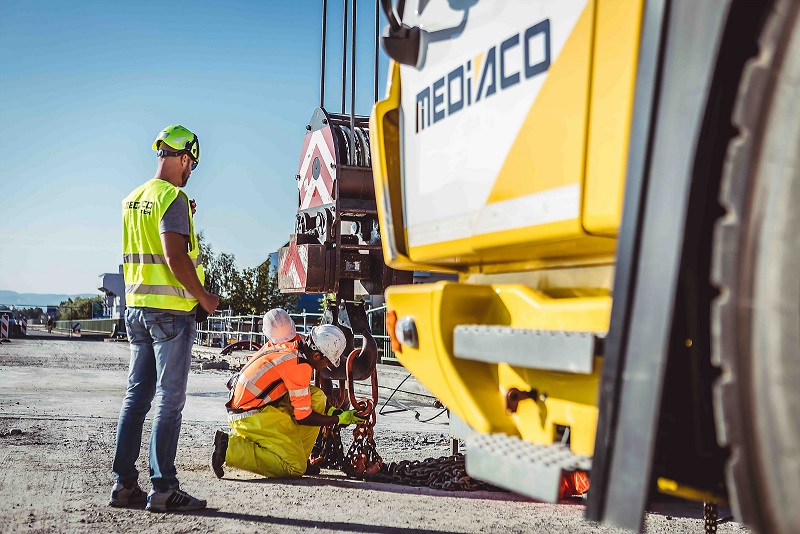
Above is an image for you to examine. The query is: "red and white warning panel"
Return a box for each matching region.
[282,107,411,297]
[0,315,9,341]
[297,120,336,211]
[278,236,331,294]
[279,239,308,289]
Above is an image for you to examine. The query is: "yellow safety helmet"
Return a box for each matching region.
[152,125,200,169]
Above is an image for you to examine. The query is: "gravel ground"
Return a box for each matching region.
[0,333,749,533]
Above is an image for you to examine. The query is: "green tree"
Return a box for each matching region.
[319,293,336,312]
[196,230,212,271]
[238,259,297,314]
[197,230,241,310]
[19,307,43,320]
[57,296,102,320]
[214,253,242,310]
[197,230,220,295]
[196,231,298,315]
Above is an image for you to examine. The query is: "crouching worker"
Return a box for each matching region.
[210,309,364,479]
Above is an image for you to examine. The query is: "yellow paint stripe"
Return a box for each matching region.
[473,53,484,88]
[486,1,595,205]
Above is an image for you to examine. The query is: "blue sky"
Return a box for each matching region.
[0,0,388,296]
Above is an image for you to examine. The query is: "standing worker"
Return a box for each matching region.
[109,125,219,512]
[211,309,364,479]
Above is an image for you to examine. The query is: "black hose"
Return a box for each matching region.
[378,372,449,423]
[378,372,414,415]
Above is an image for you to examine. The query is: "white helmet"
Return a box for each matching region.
[308,324,346,367]
[262,309,297,344]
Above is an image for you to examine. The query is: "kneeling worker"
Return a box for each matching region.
[211,309,364,478]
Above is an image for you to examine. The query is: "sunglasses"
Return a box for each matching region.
[157,149,198,170]
[306,334,320,354]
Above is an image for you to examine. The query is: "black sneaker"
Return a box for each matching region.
[211,430,228,479]
[145,488,207,512]
[108,481,147,507]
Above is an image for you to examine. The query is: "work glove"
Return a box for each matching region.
[327,407,365,426]
[338,409,366,426]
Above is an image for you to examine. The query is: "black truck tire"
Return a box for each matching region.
[712,1,800,532]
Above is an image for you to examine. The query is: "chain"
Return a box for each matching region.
[343,412,384,477]
[312,367,493,492]
[312,415,495,491]
[338,413,491,491]
[370,453,496,491]
[703,501,718,534]
[310,423,345,470]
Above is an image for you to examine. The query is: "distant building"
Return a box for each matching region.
[295,293,324,314]
[98,265,125,319]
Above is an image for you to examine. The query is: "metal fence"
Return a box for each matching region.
[195,306,399,365]
[364,305,397,365]
[55,317,122,334]
[194,310,320,348]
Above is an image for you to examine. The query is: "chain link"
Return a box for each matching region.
[343,412,384,477]
[313,369,493,492]
[370,453,496,491]
[310,423,345,470]
[312,411,494,491]
[703,501,718,534]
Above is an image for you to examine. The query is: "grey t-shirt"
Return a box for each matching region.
[159,194,190,236]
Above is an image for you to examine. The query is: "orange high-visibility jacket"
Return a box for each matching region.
[226,339,313,421]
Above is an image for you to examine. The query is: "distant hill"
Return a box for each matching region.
[0,290,99,308]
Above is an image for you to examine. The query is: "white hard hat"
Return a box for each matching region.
[308,324,346,367]
[262,309,297,344]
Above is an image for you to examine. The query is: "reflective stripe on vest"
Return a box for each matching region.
[125,283,190,299]
[246,351,297,385]
[123,253,202,268]
[289,387,310,397]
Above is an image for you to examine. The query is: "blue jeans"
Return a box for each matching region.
[112,308,196,492]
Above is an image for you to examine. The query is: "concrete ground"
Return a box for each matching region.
[0,332,748,533]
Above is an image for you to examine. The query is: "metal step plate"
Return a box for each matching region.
[453,325,601,374]
[466,433,591,502]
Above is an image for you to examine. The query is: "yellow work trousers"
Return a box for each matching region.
[225,386,326,478]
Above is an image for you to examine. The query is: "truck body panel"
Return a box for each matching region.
[381,0,645,270]
[369,0,792,530]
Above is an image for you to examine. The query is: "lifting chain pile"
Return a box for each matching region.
[310,423,345,470]
[312,357,491,491]
[342,412,384,477]
[313,397,492,491]
[369,453,495,491]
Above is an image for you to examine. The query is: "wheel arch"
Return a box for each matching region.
[587,0,776,529]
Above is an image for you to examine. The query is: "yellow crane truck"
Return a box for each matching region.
[367,0,800,531]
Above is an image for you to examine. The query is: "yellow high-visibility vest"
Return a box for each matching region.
[122,178,205,312]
